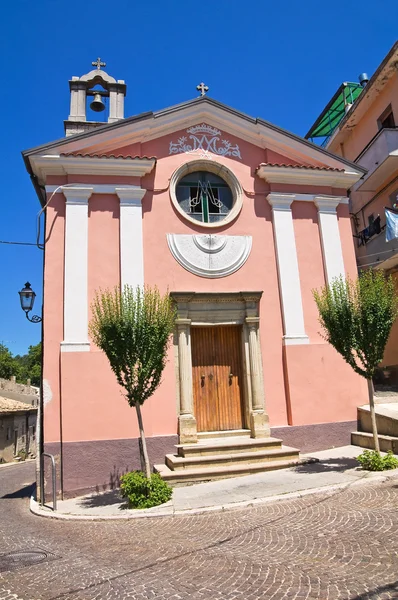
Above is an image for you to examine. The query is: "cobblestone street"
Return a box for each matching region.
[1,462,398,600]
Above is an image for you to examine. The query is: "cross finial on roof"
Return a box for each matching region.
[196,82,209,97]
[92,57,106,70]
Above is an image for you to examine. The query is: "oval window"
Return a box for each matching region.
[175,171,233,224]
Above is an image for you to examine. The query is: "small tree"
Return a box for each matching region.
[313,270,398,453]
[0,344,19,380]
[89,285,176,478]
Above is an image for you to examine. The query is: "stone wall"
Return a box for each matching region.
[0,378,39,406]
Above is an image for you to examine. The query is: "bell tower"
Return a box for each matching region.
[64,58,127,137]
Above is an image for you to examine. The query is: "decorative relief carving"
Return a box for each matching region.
[167,234,252,278]
[169,124,242,160]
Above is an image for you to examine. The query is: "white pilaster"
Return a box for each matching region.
[267,194,309,345]
[315,196,346,285]
[116,187,146,289]
[61,187,93,352]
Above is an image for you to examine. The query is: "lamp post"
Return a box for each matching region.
[18,282,42,323]
[18,281,45,503]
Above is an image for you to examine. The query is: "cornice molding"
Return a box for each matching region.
[27,103,366,178]
[171,291,262,304]
[31,154,155,185]
[257,164,361,188]
[46,183,145,196]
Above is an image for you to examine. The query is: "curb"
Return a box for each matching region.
[0,459,36,469]
[29,469,398,521]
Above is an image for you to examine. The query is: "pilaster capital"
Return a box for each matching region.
[245,317,260,329]
[176,318,192,328]
[116,187,146,205]
[62,186,93,204]
[314,196,345,213]
[267,193,295,211]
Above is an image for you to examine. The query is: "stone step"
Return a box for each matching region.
[374,393,398,404]
[176,436,283,458]
[358,405,398,437]
[165,445,300,471]
[197,429,250,440]
[351,431,398,454]
[154,457,310,484]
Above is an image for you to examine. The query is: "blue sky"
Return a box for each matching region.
[1,0,396,355]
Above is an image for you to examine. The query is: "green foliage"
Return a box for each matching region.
[89,286,176,407]
[0,344,17,380]
[313,271,398,379]
[14,343,42,386]
[0,342,41,385]
[120,471,173,509]
[17,449,27,461]
[356,450,398,471]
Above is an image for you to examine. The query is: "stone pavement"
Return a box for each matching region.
[32,445,395,519]
[2,452,398,599]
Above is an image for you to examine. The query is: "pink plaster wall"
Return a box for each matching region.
[383,272,398,366]
[42,123,368,447]
[60,349,177,442]
[87,193,120,313]
[284,343,368,426]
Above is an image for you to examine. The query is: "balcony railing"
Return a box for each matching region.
[355,128,398,192]
[357,227,398,270]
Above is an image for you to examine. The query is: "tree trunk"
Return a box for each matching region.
[367,378,380,454]
[135,403,151,479]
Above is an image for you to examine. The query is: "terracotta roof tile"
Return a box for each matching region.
[60,152,156,160]
[258,163,344,172]
[0,397,37,414]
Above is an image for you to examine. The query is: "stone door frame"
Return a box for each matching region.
[171,292,270,444]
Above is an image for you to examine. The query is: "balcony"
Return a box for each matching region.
[357,228,398,270]
[355,128,398,192]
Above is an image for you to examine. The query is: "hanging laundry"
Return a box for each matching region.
[385,208,398,242]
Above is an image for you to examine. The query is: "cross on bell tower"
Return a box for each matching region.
[92,57,106,70]
[196,82,209,97]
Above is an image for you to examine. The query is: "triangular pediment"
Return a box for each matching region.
[24,96,366,184]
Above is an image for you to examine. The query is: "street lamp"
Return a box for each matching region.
[18,282,42,323]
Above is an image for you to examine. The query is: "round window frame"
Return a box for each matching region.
[170,160,243,228]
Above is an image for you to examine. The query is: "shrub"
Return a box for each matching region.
[357,450,398,471]
[120,471,173,509]
[17,449,27,461]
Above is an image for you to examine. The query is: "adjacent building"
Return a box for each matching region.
[307,41,398,382]
[22,62,368,497]
[0,396,37,463]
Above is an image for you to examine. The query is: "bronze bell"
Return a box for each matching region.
[90,93,105,112]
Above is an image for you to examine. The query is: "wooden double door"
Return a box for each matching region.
[191,326,245,432]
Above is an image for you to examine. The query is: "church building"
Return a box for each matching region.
[23,61,368,497]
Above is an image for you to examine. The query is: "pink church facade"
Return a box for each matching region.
[23,66,368,496]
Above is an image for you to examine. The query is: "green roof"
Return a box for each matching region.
[306,82,363,144]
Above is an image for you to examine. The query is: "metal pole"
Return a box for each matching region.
[40,452,44,506]
[40,453,57,511]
